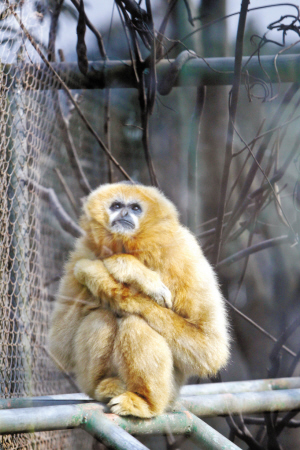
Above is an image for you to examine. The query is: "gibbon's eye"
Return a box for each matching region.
[131,203,142,213]
[110,201,124,211]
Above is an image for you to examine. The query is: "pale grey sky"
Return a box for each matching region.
[57,0,300,59]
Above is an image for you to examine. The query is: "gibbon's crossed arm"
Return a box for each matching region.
[50,182,229,417]
[102,254,172,308]
[74,252,226,377]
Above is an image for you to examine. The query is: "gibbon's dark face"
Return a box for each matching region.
[108,199,143,234]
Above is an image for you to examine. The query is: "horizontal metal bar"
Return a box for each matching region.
[181,377,300,396]
[3,54,300,89]
[0,393,97,410]
[1,377,300,410]
[0,403,147,450]
[0,404,241,450]
[181,388,300,417]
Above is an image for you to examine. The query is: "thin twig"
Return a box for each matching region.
[217,235,291,268]
[223,82,300,241]
[41,345,80,392]
[47,3,92,195]
[212,0,250,265]
[76,0,88,75]
[224,299,296,358]
[104,88,113,182]
[27,180,84,238]
[54,168,80,217]
[69,0,107,58]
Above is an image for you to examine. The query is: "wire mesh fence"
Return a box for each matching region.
[0,1,94,448]
[2,0,300,449]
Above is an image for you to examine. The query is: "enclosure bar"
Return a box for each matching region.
[112,411,241,450]
[181,376,300,396]
[0,404,241,449]
[189,412,241,450]
[1,377,300,410]
[4,54,300,90]
[181,388,300,417]
[0,403,147,450]
[0,389,300,420]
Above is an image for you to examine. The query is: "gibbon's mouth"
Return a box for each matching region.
[111,218,135,230]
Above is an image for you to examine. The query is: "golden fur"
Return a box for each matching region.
[49,183,230,418]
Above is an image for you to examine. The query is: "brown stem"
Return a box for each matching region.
[27,181,83,238]
[217,235,291,268]
[69,0,107,59]
[54,168,80,217]
[224,299,296,358]
[223,82,300,240]
[212,0,250,265]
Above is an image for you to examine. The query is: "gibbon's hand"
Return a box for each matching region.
[103,255,172,309]
[73,258,154,316]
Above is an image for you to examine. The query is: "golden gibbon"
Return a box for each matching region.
[49,182,229,418]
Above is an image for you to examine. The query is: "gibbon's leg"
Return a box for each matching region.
[108,315,174,418]
[95,377,126,402]
[74,259,229,378]
[102,254,172,308]
[74,309,120,398]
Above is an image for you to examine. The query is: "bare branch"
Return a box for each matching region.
[217,235,291,268]
[212,0,250,265]
[224,300,296,358]
[76,0,88,75]
[223,82,300,241]
[41,345,81,393]
[158,50,197,96]
[27,180,84,238]
[54,168,80,217]
[69,0,107,58]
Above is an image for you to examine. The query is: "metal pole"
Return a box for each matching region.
[189,413,240,450]
[1,377,299,410]
[180,376,300,396]
[0,404,241,450]
[0,404,147,450]
[180,388,300,417]
[3,54,300,89]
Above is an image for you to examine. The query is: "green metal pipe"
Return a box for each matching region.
[181,388,300,417]
[109,411,192,435]
[0,404,240,450]
[82,409,149,450]
[189,413,240,450]
[0,404,147,450]
[1,377,300,410]
[3,54,300,90]
[112,411,241,450]
[0,393,96,410]
[181,377,300,396]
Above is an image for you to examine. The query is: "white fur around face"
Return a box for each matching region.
[106,195,145,235]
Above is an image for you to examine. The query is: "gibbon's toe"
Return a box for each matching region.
[94,377,126,401]
[108,392,153,418]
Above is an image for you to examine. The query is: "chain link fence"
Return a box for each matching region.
[0,1,96,447]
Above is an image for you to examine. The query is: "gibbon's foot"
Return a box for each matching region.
[108,392,154,418]
[94,377,126,402]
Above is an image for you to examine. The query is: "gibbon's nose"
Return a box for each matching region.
[120,208,129,218]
